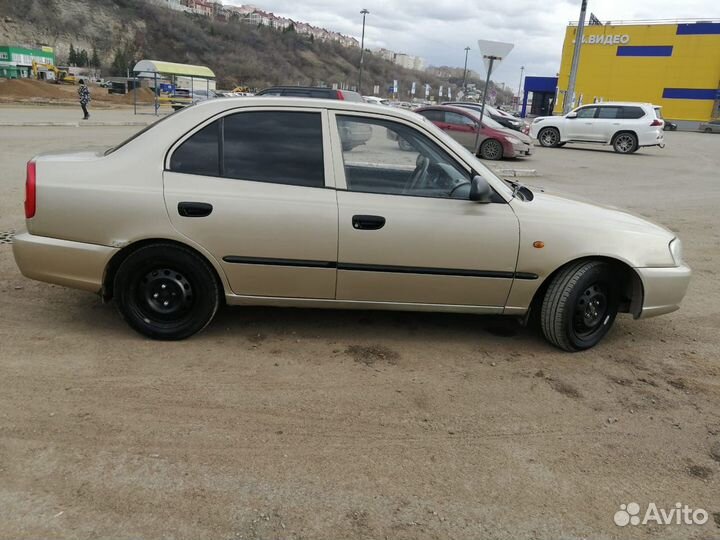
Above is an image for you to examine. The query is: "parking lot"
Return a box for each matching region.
[0,113,718,539]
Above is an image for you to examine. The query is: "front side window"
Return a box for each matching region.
[575,107,597,119]
[336,115,473,199]
[445,112,476,127]
[170,111,325,188]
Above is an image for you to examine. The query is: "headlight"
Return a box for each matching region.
[507,136,522,144]
[669,238,683,265]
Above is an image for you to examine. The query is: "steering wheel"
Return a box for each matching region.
[448,180,471,198]
[405,155,430,193]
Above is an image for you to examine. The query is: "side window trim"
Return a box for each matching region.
[165,106,335,189]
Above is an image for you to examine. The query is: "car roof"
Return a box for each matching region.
[190,96,425,123]
[579,102,654,107]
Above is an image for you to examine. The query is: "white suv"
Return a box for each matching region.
[530,102,665,154]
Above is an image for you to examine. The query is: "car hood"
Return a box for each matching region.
[497,126,532,143]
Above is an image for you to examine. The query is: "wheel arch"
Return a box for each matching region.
[527,255,644,321]
[610,129,638,145]
[102,238,227,302]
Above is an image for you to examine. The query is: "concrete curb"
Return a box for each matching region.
[492,168,539,177]
[0,121,154,127]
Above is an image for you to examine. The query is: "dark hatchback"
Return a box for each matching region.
[256,86,364,102]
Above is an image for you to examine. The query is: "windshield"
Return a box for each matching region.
[462,108,506,131]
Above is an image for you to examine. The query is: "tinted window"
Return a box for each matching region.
[336,116,472,199]
[575,107,597,119]
[418,110,444,122]
[169,121,220,176]
[597,106,622,119]
[222,111,324,187]
[622,106,646,119]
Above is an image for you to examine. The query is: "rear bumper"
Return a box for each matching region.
[12,230,117,293]
[635,264,691,319]
[639,130,665,148]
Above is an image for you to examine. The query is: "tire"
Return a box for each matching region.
[612,132,638,154]
[113,243,220,340]
[479,139,504,160]
[540,260,620,352]
[538,127,561,147]
[705,128,713,134]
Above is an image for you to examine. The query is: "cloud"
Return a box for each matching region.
[224,0,720,89]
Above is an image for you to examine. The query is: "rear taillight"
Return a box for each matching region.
[650,119,663,127]
[25,160,36,219]
[336,90,345,100]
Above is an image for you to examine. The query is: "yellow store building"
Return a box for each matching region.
[555,20,720,125]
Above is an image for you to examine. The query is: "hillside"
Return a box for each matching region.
[0,0,506,100]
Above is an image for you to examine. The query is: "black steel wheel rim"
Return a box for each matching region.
[135,267,194,322]
[572,282,608,338]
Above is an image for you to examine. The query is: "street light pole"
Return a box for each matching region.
[461,46,471,93]
[564,0,588,113]
[517,65,524,113]
[358,9,369,94]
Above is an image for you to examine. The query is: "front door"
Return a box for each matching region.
[442,111,479,151]
[330,113,520,308]
[163,108,338,299]
[566,105,599,141]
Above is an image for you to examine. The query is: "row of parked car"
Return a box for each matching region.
[170,85,714,160]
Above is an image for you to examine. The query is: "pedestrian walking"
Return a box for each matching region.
[78,79,91,120]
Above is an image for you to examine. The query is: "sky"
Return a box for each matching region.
[225,0,720,91]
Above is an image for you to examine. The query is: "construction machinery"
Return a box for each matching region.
[31,61,76,85]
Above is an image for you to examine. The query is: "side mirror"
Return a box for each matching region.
[566,111,578,119]
[470,175,492,203]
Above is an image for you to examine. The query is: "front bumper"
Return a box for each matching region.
[635,264,691,319]
[12,230,118,293]
[509,141,533,157]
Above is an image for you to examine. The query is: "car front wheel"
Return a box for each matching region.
[538,127,561,147]
[540,260,620,351]
[113,244,220,340]
[612,132,638,153]
[479,139,504,160]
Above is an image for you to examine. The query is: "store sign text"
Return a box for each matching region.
[575,34,631,45]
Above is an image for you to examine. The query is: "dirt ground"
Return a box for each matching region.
[0,78,156,107]
[0,119,719,540]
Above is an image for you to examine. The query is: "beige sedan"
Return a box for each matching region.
[13,98,691,351]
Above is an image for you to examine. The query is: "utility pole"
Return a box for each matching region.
[517,65,524,113]
[564,0,588,113]
[461,46,471,93]
[358,9,369,94]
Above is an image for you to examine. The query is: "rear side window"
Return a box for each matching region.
[222,111,324,187]
[418,110,444,122]
[169,121,220,176]
[622,106,646,119]
[597,106,622,119]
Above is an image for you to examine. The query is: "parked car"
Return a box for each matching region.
[699,119,720,133]
[256,86,364,102]
[530,102,665,153]
[443,102,524,132]
[416,105,532,160]
[13,97,690,351]
[171,89,219,111]
[363,96,390,106]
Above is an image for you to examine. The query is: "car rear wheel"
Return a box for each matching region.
[540,260,620,352]
[612,132,638,154]
[479,139,504,160]
[114,244,220,340]
[538,127,561,147]
[705,128,713,133]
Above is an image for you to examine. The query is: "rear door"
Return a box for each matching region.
[163,107,339,299]
[594,105,624,142]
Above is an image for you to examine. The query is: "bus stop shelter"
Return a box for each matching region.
[132,59,216,115]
